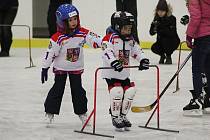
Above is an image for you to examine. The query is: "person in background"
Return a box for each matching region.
[183,0,210,116]
[149,0,180,64]
[47,0,72,37]
[106,0,139,44]
[0,0,18,57]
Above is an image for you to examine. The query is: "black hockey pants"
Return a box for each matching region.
[44,73,87,115]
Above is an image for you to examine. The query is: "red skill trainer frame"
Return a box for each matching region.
[74,65,163,138]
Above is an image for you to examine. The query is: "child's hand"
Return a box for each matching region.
[139,59,150,70]
[111,60,123,72]
[41,67,49,84]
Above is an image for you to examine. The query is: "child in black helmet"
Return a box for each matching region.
[101,11,149,131]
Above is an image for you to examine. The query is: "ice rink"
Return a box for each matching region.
[0,48,210,140]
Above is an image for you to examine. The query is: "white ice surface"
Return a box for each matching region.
[0,48,210,140]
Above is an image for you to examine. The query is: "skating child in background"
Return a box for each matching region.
[41,4,101,125]
[101,11,149,131]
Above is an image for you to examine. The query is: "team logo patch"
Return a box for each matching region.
[66,48,80,62]
[119,50,130,65]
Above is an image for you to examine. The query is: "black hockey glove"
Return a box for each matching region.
[111,60,123,72]
[180,15,189,25]
[139,58,150,71]
[41,67,49,84]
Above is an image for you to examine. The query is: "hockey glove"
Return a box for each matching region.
[111,60,123,72]
[186,35,195,49]
[180,15,189,25]
[41,67,49,84]
[139,58,150,70]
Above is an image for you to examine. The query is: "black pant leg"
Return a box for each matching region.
[44,74,67,115]
[0,11,3,51]
[0,8,18,53]
[151,42,164,56]
[116,0,139,43]
[47,1,72,37]
[47,5,58,37]
[116,0,123,11]
[162,38,180,56]
[205,54,210,95]
[69,74,87,115]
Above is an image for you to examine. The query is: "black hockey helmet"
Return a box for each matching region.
[111,11,135,34]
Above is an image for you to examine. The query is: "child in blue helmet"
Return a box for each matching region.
[41,4,101,125]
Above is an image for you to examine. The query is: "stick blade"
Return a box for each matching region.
[131,105,153,113]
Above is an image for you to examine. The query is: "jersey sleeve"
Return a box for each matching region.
[82,28,102,49]
[101,35,117,65]
[42,39,61,68]
[131,42,146,63]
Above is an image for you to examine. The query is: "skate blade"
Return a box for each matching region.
[124,127,131,131]
[203,108,210,114]
[183,109,203,117]
[115,128,124,132]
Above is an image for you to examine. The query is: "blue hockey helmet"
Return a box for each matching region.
[56,4,80,32]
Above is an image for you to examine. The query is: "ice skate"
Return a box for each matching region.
[183,99,203,116]
[121,115,132,131]
[183,90,203,116]
[159,55,165,64]
[45,113,54,124]
[111,116,125,131]
[165,55,172,64]
[78,113,91,126]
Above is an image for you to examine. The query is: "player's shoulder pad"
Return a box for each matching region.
[102,33,118,43]
[79,27,89,35]
[51,32,63,42]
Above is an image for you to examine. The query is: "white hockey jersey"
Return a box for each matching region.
[101,33,146,80]
[42,27,101,74]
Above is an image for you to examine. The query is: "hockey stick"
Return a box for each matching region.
[173,41,186,93]
[131,51,192,113]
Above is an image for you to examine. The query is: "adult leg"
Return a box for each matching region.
[47,5,58,37]
[44,74,67,114]
[0,8,18,56]
[151,42,165,64]
[199,36,210,111]
[0,10,4,52]
[163,38,180,64]
[116,0,139,43]
[183,38,204,116]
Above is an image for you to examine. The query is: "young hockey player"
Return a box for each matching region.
[41,4,101,125]
[101,11,150,131]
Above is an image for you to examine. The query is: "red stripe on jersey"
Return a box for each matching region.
[57,35,70,45]
[51,32,63,42]
[79,27,89,35]
[73,34,86,38]
[103,33,120,44]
